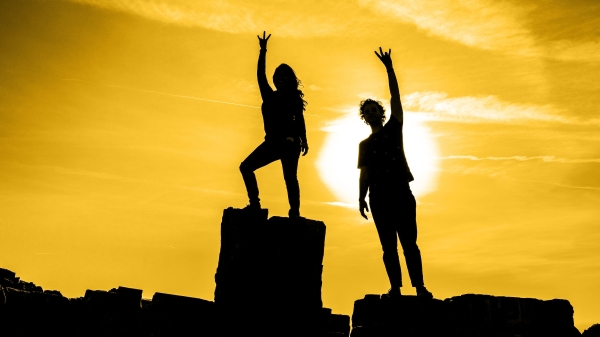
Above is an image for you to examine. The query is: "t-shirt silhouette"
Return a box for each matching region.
[358,114,413,195]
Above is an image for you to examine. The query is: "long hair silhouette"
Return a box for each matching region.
[274,63,307,111]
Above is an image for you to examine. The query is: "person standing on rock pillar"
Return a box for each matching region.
[239,31,309,218]
[357,47,433,299]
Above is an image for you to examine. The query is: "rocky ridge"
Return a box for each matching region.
[1,208,595,336]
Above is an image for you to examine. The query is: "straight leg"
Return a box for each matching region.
[370,196,403,288]
[280,140,301,215]
[396,189,424,287]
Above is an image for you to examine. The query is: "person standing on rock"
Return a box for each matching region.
[357,47,433,299]
[239,31,309,218]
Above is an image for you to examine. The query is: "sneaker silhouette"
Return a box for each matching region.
[382,287,401,299]
[242,202,261,211]
[288,208,300,219]
[416,287,433,299]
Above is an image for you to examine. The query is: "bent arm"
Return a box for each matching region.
[257,49,273,100]
[387,67,404,124]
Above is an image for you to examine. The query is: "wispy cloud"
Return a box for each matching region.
[359,0,537,55]
[511,179,600,191]
[548,40,600,63]
[403,91,588,124]
[60,77,323,117]
[323,201,358,209]
[440,156,600,191]
[3,161,238,196]
[442,155,600,163]
[64,0,600,62]
[61,78,261,109]
[359,0,600,62]
[67,0,355,37]
[517,179,600,192]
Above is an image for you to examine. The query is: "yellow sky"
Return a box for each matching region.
[1,0,599,331]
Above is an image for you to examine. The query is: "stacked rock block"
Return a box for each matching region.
[351,293,581,337]
[582,324,600,337]
[448,294,580,337]
[0,268,73,336]
[214,207,349,336]
[351,294,448,337]
[148,292,216,336]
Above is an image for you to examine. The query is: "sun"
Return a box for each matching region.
[316,110,440,207]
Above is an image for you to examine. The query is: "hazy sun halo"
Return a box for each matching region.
[316,110,440,207]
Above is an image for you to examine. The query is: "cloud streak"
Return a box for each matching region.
[442,155,600,164]
[403,91,594,124]
[67,0,356,37]
[359,0,600,62]
[517,179,600,192]
[359,0,536,55]
[61,78,261,109]
[61,77,322,117]
[64,0,600,62]
[3,161,238,196]
[548,40,600,63]
[323,201,358,209]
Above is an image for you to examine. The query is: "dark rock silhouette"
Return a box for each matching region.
[214,207,348,336]
[0,209,592,336]
[0,209,350,336]
[351,293,582,337]
[583,324,600,337]
[149,292,216,336]
[215,207,325,307]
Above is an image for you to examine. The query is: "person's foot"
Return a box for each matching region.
[242,202,261,211]
[288,208,300,219]
[382,287,401,299]
[416,286,433,299]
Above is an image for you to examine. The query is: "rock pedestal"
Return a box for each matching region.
[214,207,334,336]
[351,293,581,337]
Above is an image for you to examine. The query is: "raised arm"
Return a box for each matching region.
[375,47,403,124]
[257,31,274,100]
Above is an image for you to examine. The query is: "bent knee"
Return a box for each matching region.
[240,162,251,173]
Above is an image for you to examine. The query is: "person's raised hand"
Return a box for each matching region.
[359,199,369,220]
[257,31,271,50]
[375,47,393,70]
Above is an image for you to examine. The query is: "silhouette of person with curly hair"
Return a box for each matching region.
[357,47,433,299]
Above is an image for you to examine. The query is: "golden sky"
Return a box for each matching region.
[1,0,599,331]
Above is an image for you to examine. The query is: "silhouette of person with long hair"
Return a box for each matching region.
[357,47,433,299]
[240,31,309,218]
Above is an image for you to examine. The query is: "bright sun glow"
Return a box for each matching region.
[316,109,440,207]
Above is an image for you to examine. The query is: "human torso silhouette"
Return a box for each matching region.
[358,115,413,196]
[260,90,305,142]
